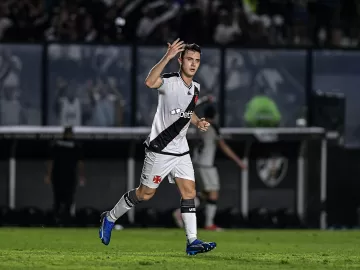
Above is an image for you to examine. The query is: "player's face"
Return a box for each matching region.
[179,50,201,78]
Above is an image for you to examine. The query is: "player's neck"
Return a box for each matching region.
[179,71,193,87]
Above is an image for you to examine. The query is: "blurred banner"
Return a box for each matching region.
[313,51,360,148]
[0,44,42,125]
[225,50,306,127]
[136,47,221,126]
[47,44,132,126]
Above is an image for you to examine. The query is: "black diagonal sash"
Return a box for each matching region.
[147,86,199,153]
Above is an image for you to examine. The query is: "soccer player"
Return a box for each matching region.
[99,39,216,255]
[45,127,85,222]
[173,105,247,230]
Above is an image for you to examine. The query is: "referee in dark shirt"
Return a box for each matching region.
[45,126,85,220]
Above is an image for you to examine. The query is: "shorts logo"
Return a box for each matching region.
[170,109,193,119]
[153,175,162,184]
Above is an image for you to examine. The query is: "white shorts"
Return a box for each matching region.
[195,166,220,192]
[140,149,195,189]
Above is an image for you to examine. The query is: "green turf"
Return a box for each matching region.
[0,228,359,269]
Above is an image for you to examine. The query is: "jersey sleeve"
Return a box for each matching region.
[157,72,178,91]
[157,74,170,91]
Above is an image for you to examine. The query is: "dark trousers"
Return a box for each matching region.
[52,176,76,217]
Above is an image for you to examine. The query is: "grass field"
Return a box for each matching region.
[0,228,359,269]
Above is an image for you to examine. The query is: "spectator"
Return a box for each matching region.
[213,9,241,45]
[136,2,180,42]
[0,3,12,40]
[82,13,97,42]
[0,0,358,48]
[179,0,204,44]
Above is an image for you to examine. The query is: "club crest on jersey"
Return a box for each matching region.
[170,109,193,119]
[153,175,162,184]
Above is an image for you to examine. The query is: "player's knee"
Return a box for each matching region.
[206,198,217,205]
[136,185,156,201]
[207,191,219,201]
[123,189,143,207]
[181,187,196,200]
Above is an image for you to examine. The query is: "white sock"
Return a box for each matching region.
[205,203,217,227]
[107,189,141,222]
[181,199,197,244]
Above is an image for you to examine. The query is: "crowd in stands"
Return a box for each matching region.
[0,0,359,47]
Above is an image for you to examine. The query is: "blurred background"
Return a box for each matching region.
[0,0,359,230]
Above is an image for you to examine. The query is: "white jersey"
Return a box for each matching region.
[59,97,82,126]
[145,72,200,155]
[193,124,221,167]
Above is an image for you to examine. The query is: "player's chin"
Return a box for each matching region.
[188,69,197,76]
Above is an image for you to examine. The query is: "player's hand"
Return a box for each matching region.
[237,160,247,170]
[197,118,210,132]
[165,38,185,60]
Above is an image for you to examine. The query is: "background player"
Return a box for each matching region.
[45,126,85,223]
[99,39,216,255]
[173,105,247,230]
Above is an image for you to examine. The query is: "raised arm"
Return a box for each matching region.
[145,38,184,89]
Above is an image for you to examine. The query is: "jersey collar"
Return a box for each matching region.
[178,72,192,89]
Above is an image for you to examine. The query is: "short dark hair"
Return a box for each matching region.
[180,43,201,59]
[204,105,217,119]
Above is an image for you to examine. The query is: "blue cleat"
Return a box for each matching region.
[99,211,115,245]
[186,239,216,256]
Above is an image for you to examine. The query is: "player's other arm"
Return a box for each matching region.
[218,139,247,169]
[44,159,53,184]
[78,160,85,186]
[76,144,86,186]
[144,38,184,89]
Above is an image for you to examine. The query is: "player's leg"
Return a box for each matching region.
[63,179,77,217]
[201,167,222,231]
[51,181,61,217]
[204,190,221,230]
[100,186,157,246]
[174,178,197,241]
[173,155,216,255]
[99,149,174,245]
[172,193,200,229]
[107,183,156,223]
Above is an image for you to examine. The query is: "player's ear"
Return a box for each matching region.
[178,56,182,66]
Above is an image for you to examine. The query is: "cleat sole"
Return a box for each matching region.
[186,246,216,255]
